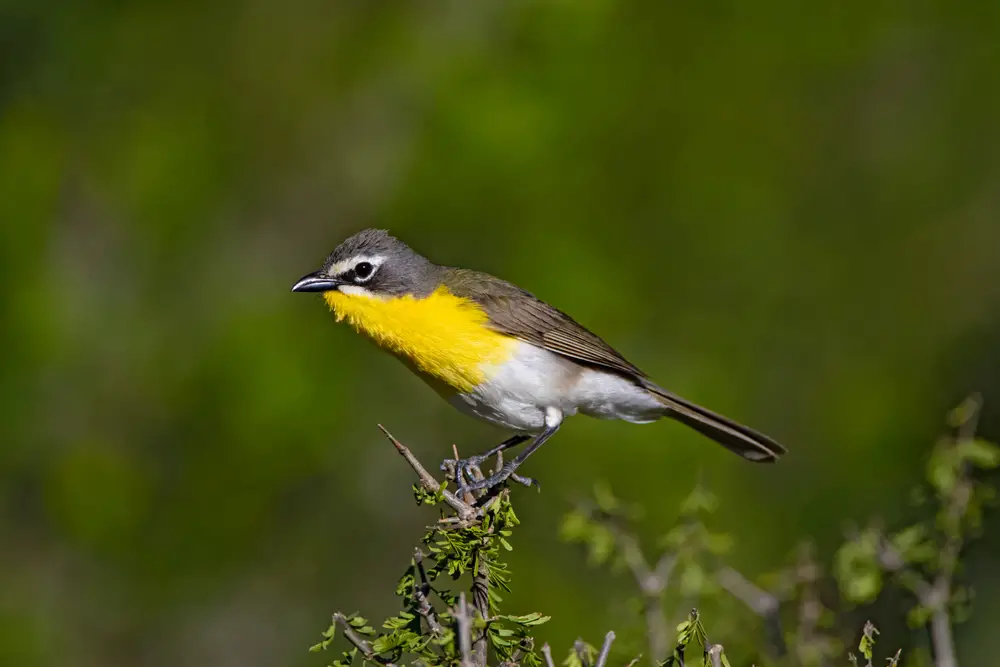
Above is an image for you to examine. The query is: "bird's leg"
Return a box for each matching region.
[441,434,530,488]
[462,422,561,492]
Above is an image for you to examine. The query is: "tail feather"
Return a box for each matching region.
[644,382,787,463]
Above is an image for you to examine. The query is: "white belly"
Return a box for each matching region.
[448,341,665,432]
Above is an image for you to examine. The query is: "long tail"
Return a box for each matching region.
[643,381,787,463]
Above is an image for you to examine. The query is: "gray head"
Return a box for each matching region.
[291,229,441,298]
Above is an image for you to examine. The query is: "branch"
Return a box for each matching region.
[472,554,490,667]
[499,638,533,667]
[457,593,474,667]
[333,613,393,665]
[574,638,591,667]
[927,397,980,667]
[595,631,616,667]
[614,530,672,664]
[378,425,478,522]
[412,549,443,635]
[541,643,556,667]
[705,644,724,667]
[716,566,786,656]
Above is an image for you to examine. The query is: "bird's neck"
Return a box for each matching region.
[323,287,515,392]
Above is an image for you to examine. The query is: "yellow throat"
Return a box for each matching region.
[323,286,516,393]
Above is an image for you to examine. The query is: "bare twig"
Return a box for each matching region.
[378,425,478,521]
[716,566,779,618]
[472,554,490,667]
[869,397,982,667]
[574,638,591,667]
[411,549,443,634]
[541,643,556,667]
[624,656,643,667]
[614,531,672,664]
[414,548,431,588]
[926,397,981,667]
[595,631,616,667]
[457,593,474,667]
[706,644,724,667]
[716,563,786,657]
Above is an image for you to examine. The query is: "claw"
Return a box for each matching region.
[457,462,542,493]
[510,472,540,490]
[438,433,542,495]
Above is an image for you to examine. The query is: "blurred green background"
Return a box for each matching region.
[3,1,1000,665]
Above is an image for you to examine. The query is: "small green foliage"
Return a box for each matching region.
[560,482,642,569]
[313,488,548,666]
[834,527,884,604]
[661,610,731,667]
[414,481,448,506]
[563,640,597,667]
[835,395,997,645]
[858,621,878,661]
[317,400,998,666]
[889,525,935,565]
[660,485,731,599]
[309,615,376,667]
[847,621,900,667]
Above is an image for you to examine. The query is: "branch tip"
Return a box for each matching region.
[595,631,616,667]
[541,643,556,667]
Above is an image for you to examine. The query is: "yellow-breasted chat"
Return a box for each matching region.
[292,229,786,492]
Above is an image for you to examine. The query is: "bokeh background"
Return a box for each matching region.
[3,1,1000,665]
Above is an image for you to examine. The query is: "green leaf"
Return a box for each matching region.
[948,395,982,429]
[907,604,932,628]
[858,621,878,660]
[957,438,1000,469]
[497,612,551,627]
[680,485,718,516]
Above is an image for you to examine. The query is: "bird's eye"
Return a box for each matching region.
[354,261,374,280]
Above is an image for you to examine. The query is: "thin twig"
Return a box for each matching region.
[624,656,643,667]
[615,532,671,664]
[457,593,474,667]
[333,613,392,665]
[716,566,786,656]
[378,425,478,521]
[499,638,532,667]
[927,397,980,667]
[411,549,443,634]
[541,643,556,667]
[872,397,982,667]
[574,638,591,667]
[716,566,779,617]
[472,554,490,667]
[706,644,724,667]
[414,548,431,587]
[595,631,616,667]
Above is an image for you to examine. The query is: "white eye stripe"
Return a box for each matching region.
[327,254,385,281]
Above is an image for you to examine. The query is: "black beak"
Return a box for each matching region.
[291,271,344,293]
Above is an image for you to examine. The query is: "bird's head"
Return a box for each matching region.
[291,229,440,300]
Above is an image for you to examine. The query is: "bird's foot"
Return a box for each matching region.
[459,462,540,494]
[440,452,491,487]
[441,456,540,496]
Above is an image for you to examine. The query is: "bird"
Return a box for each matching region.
[292,228,786,492]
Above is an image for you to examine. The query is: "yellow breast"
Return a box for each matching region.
[323,287,516,393]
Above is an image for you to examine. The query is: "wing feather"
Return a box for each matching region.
[443,268,646,378]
